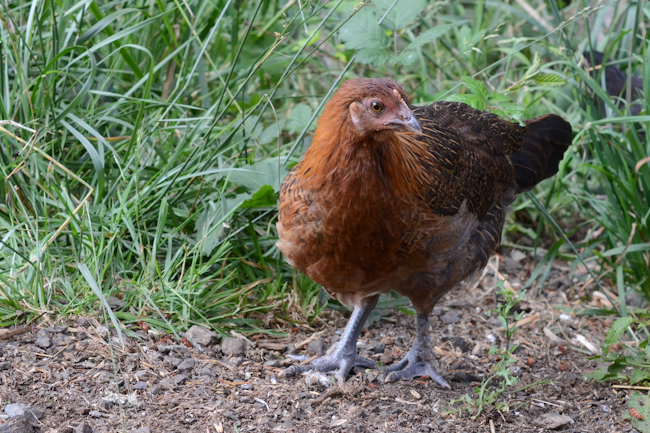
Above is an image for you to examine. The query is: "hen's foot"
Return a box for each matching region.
[281,296,378,384]
[384,348,449,387]
[383,312,450,388]
[282,351,375,384]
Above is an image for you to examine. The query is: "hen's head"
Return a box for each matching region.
[330,78,422,138]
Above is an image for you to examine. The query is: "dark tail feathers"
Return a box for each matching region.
[512,114,572,192]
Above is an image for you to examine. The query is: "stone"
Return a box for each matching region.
[357,343,385,354]
[307,339,327,356]
[176,359,195,374]
[626,290,648,309]
[185,325,219,346]
[199,366,214,377]
[221,338,246,357]
[4,403,43,422]
[441,336,469,353]
[35,330,51,349]
[133,381,148,390]
[440,310,462,325]
[134,370,149,381]
[76,317,91,327]
[228,357,243,367]
[532,413,573,429]
[0,415,34,433]
[0,362,11,370]
[75,421,93,433]
[173,374,188,385]
[98,400,113,412]
[106,296,126,311]
[157,344,187,354]
[52,335,70,346]
[165,357,182,368]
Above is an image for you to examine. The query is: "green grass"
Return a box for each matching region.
[0,0,648,355]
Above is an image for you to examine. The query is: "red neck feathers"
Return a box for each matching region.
[294,80,430,198]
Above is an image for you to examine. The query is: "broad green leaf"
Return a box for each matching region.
[374,0,427,29]
[603,316,636,350]
[534,73,568,87]
[356,48,392,65]
[630,368,650,385]
[227,157,289,192]
[510,52,542,91]
[407,25,452,50]
[462,76,488,101]
[625,392,650,432]
[338,8,387,50]
[287,103,314,134]
[241,185,277,208]
[446,94,482,108]
[390,49,418,66]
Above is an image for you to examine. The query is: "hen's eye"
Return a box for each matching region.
[370,102,383,113]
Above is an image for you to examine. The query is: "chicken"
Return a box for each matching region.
[277,78,572,386]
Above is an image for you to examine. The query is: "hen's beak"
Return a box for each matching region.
[386,114,423,135]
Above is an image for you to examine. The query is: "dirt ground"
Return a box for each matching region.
[0,250,642,433]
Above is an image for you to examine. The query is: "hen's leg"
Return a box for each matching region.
[282,296,378,384]
[384,313,450,387]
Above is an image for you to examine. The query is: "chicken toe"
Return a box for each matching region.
[384,313,450,388]
[282,297,378,384]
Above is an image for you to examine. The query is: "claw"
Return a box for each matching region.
[384,354,450,387]
[281,297,379,384]
[281,351,375,383]
[383,312,450,388]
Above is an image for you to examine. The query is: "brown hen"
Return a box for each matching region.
[277,78,572,386]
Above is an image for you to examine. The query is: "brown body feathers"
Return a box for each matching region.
[277,78,572,315]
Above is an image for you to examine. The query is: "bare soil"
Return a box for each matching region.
[0,251,640,433]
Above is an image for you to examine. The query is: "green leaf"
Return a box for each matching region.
[339,8,387,51]
[241,185,277,208]
[603,316,636,351]
[626,392,650,432]
[630,368,650,385]
[356,48,392,66]
[534,73,568,87]
[509,52,542,91]
[521,52,542,81]
[227,157,289,193]
[390,49,418,66]
[287,103,314,134]
[462,76,488,101]
[446,93,482,108]
[407,25,452,50]
[374,0,427,29]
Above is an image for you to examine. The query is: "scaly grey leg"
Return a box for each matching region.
[282,296,378,384]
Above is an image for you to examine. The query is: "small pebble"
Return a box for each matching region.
[440,310,462,325]
[133,381,148,390]
[221,338,247,357]
[173,374,188,385]
[185,325,219,346]
[176,359,195,374]
[308,339,327,356]
[4,403,44,422]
